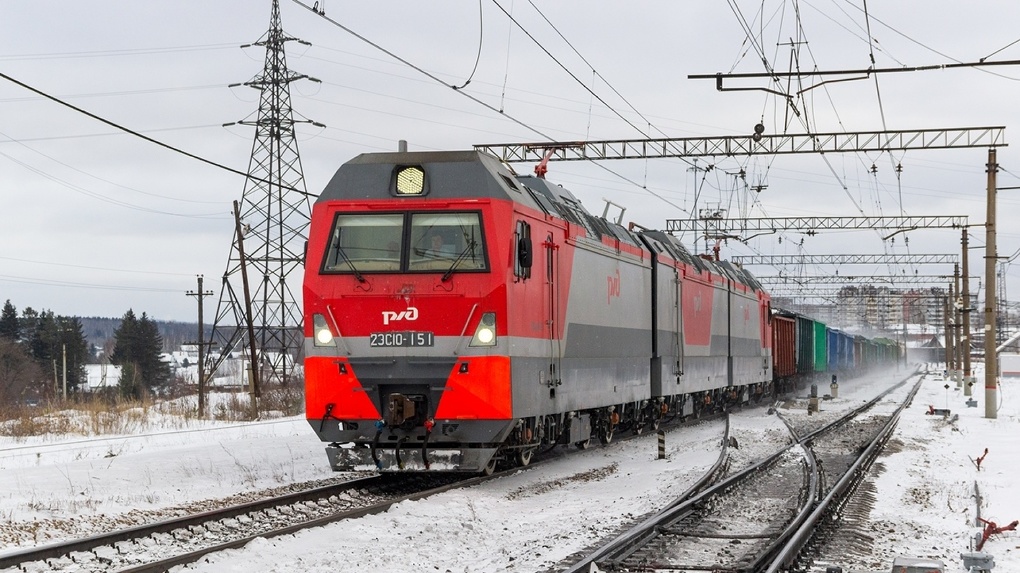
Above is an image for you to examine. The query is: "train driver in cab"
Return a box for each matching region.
[430,233,456,258]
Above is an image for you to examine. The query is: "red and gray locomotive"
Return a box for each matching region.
[303,149,773,473]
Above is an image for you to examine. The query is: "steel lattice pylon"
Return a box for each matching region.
[207,0,315,388]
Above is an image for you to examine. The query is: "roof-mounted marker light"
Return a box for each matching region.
[395,166,425,195]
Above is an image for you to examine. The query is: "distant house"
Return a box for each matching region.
[84,364,122,390]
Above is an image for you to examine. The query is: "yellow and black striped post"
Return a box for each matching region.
[657,430,666,459]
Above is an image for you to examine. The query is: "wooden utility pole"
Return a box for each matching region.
[186,275,214,417]
[984,148,998,419]
[62,343,67,400]
[962,229,973,396]
[234,200,261,420]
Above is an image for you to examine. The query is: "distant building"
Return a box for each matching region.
[84,364,122,390]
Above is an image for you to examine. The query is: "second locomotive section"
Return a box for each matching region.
[304,150,772,472]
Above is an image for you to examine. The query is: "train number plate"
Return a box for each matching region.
[369,331,435,347]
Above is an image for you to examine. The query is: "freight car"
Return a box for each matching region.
[771,313,797,392]
[303,150,774,473]
[827,328,855,372]
[768,308,902,393]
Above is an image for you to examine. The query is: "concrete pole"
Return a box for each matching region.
[950,278,958,383]
[944,293,952,377]
[963,229,973,396]
[984,148,998,419]
[950,263,958,385]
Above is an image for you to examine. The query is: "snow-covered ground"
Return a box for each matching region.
[1,365,1017,572]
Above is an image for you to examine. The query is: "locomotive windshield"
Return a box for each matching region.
[322,214,403,272]
[321,211,488,274]
[408,213,486,272]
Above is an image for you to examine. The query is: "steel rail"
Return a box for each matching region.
[568,369,919,572]
[113,474,489,573]
[764,371,925,572]
[0,477,385,570]
[559,417,732,573]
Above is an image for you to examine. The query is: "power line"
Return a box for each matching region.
[0,43,240,62]
[0,128,227,206]
[0,147,227,218]
[0,255,196,277]
[0,83,225,103]
[0,274,181,293]
[0,71,315,198]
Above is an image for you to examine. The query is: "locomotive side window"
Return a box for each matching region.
[408,212,488,272]
[322,213,403,273]
[514,220,532,280]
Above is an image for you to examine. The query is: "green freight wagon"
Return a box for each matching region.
[813,319,827,372]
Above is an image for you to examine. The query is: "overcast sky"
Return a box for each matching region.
[3,0,1020,322]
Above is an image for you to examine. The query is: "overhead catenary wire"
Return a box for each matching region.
[451,0,485,90]
[490,0,701,177]
[523,0,688,146]
[713,2,979,286]
[289,0,690,213]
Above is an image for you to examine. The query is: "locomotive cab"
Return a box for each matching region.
[304,151,528,472]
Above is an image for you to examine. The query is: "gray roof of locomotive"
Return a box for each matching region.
[318,150,760,291]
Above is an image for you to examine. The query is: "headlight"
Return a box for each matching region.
[469,312,497,347]
[313,314,334,346]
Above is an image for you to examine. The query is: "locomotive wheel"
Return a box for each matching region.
[481,455,498,476]
[575,438,591,450]
[598,423,614,445]
[515,447,534,467]
[632,421,645,435]
[649,417,661,431]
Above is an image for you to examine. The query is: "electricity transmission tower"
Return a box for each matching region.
[207,0,318,389]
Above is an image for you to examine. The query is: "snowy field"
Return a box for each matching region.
[1,365,1017,572]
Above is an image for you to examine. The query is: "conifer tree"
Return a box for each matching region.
[25,310,89,396]
[110,310,138,367]
[137,312,170,389]
[19,307,39,349]
[0,300,19,341]
[111,310,169,395]
[28,311,58,368]
[60,317,90,394]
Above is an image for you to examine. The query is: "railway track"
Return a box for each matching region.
[1,403,730,573]
[0,472,473,573]
[563,369,922,572]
